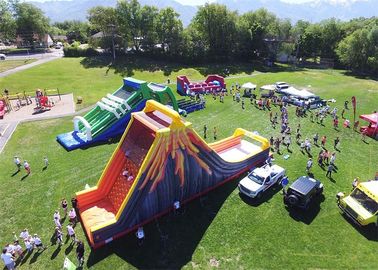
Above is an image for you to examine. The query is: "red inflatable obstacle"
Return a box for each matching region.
[0,98,6,119]
[177,75,226,96]
[360,112,378,140]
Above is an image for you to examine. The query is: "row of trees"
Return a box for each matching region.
[0,0,377,74]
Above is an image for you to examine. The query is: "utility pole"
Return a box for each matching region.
[108,24,116,61]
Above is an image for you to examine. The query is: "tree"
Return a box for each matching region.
[0,0,16,40]
[116,0,158,52]
[155,7,183,55]
[13,2,50,46]
[192,3,237,61]
[336,25,378,74]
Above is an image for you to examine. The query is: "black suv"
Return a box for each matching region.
[284,176,323,209]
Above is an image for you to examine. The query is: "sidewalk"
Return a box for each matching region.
[0,56,61,78]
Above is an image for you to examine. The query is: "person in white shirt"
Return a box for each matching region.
[33,234,45,251]
[43,156,49,168]
[54,210,62,228]
[68,209,77,225]
[55,227,63,245]
[13,241,23,259]
[13,156,21,171]
[306,158,313,173]
[19,229,29,240]
[67,224,76,242]
[24,237,34,252]
[330,153,336,166]
[23,160,31,175]
[5,244,14,256]
[1,248,15,270]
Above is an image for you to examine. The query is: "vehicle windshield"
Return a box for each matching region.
[248,172,265,185]
[350,188,378,215]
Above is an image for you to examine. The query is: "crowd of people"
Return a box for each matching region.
[1,197,85,270]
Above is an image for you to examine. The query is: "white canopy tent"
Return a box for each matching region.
[280,86,316,99]
[260,84,276,91]
[241,82,257,89]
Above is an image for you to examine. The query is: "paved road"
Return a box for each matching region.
[4,48,64,60]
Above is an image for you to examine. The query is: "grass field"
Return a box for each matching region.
[0,59,37,73]
[0,57,377,269]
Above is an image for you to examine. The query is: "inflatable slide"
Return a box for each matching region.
[177,75,226,96]
[56,78,179,150]
[76,100,270,248]
[0,99,5,119]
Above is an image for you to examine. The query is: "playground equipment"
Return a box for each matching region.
[57,78,180,151]
[0,98,5,119]
[176,75,226,96]
[359,112,378,140]
[34,89,54,113]
[75,100,270,249]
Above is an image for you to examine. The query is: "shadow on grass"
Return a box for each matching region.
[341,71,378,82]
[79,55,305,79]
[341,215,378,241]
[285,194,324,225]
[238,184,282,207]
[11,170,20,177]
[50,245,61,260]
[86,180,238,269]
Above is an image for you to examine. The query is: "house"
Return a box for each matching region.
[52,35,68,42]
[16,33,53,48]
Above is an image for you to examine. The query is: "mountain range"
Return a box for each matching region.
[29,0,378,26]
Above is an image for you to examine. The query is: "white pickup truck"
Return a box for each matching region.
[238,164,286,198]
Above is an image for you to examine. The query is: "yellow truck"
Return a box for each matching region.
[337,181,378,226]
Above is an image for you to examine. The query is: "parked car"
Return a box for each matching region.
[337,181,378,227]
[274,82,290,92]
[0,53,6,60]
[238,164,286,199]
[283,176,323,209]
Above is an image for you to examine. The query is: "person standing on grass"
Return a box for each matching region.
[296,132,302,144]
[321,136,327,148]
[43,156,49,168]
[203,125,207,139]
[1,248,15,270]
[306,158,313,173]
[19,229,29,241]
[13,241,23,260]
[300,141,305,152]
[334,137,340,150]
[54,210,62,229]
[23,160,30,175]
[330,152,336,166]
[76,240,85,267]
[269,137,274,149]
[213,127,217,141]
[69,208,77,226]
[14,156,21,171]
[55,227,63,246]
[67,224,76,243]
[318,150,324,167]
[61,198,68,217]
[33,234,46,251]
[326,163,334,178]
[286,136,291,151]
[313,133,319,146]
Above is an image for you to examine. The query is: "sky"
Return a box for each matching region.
[175,0,313,4]
[26,0,359,5]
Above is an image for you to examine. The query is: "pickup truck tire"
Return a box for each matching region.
[287,195,299,206]
[0,56,5,60]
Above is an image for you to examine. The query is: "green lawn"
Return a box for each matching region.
[0,58,377,269]
[0,59,37,73]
